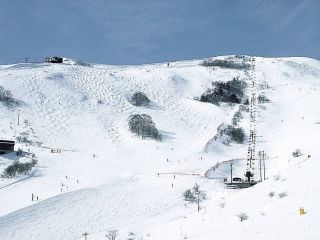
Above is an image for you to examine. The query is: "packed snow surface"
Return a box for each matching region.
[0,56,319,240]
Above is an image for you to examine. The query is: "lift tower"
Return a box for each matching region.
[245,57,257,182]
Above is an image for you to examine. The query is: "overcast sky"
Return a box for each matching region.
[0,0,319,64]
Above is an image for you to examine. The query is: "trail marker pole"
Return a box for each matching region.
[259,151,262,182]
[18,110,20,125]
[197,192,200,212]
[230,163,233,184]
[262,151,266,180]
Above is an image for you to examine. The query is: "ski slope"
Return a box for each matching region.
[0,56,319,240]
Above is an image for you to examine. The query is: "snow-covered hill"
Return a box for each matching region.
[0,56,319,240]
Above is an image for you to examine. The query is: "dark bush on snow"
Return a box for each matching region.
[16,132,33,145]
[257,94,270,103]
[2,159,37,178]
[237,213,248,222]
[269,191,275,198]
[0,86,18,107]
[200,78,247,105]
[131,92,150,107]
[278,192,288,198]
[232,110,243,125]
[183,189,196,202]
[183,183,206,203]
[201,59,251,70]
[128,114,161,140]
[223,125,245,144]
[292,149,302,157]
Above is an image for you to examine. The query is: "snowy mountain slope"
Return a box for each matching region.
[0,56,319,240]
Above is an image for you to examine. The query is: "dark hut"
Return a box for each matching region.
[0,140,15,154]
[45,56,63,63]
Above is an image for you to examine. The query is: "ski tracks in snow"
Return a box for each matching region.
[65,65,133,148]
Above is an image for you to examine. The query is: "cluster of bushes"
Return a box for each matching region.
[210,123,246,147]
[0,86,18,107]
[183,183,206,203]
[128,114,161,140]
[2,159,37,178]
[232,110,243,125]
[105,230,118,240]
[200,78,247,105]
[223,125,245,144]
[268,191,288,199]
[292,149,302,157]
[201,59,251,70]
[130,92,150,107]
[16,135,32,145]
[257,94,270,104]
[16,132,33,145]
[259,81,270,90]
[278,192,288,198]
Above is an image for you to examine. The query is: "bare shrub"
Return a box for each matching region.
[278,192,288,198]
[127,232,135,240]
[268,191,275,198]
[106,230,118,240]
[237,213,248,222]
[219,202,226,208]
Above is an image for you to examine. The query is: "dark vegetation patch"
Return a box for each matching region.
[128,114,161,140]
[2,159,37,178]
[201,59,251,70]
[199,78,247,105]
[0,86,19,107]
[257,94,271,104]
[212,123,246,146]
[130,92,151,107]
[232,110,243,126]
[292,149,302,157]
[183,183,206,203]
[223,125,245,144]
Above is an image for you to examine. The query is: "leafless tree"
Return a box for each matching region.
[237,213,248,222]
[106,230,118,240]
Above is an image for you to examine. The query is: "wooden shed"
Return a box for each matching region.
[0,140,15,154]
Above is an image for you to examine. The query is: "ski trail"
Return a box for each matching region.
[64,65,133,149]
